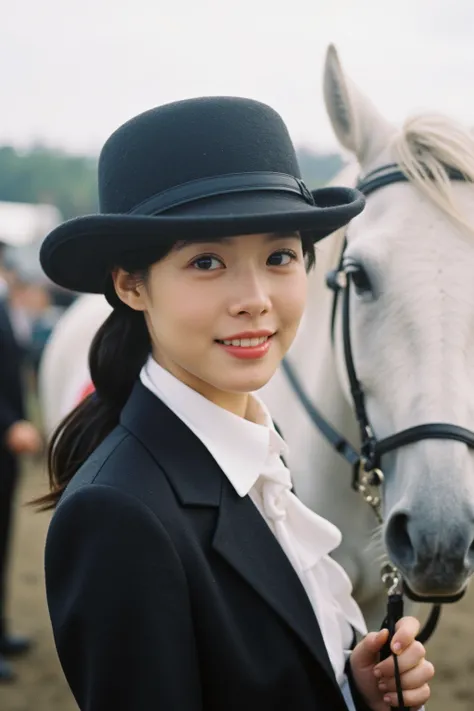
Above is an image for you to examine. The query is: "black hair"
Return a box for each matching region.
[34,233,315,510]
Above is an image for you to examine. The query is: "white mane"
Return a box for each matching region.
[391,113,474,235]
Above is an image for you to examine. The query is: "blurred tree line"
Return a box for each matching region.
[0,145,98,219]
[0,144,345,219]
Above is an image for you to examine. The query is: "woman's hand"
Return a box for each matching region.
[349,616,434,709]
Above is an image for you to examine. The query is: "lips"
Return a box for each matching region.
[217,336,270,347]
[216,335,273,360]
[215,330,275,348]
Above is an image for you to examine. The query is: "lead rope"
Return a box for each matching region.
[379,591,406,710]
[356,463,408,711]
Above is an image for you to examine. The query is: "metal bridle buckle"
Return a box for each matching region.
[381,562,403,596]
[356,463,404,597]
[356,462,384,524]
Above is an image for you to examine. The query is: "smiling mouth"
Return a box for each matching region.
[216,335,272,347]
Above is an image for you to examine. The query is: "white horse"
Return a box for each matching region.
[262,45,474,627]
[39,45,474,630]
[39,292,112,434]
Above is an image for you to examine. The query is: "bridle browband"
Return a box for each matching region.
[281,162,472,658]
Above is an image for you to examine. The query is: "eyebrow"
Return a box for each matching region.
[174,231,300,251]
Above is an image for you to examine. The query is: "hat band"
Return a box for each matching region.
[128,171,315,216]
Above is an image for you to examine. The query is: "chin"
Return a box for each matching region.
[225,368,277,394]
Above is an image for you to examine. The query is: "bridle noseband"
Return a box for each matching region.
[282,162,472,660]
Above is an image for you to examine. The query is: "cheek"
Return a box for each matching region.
[278,271,308,327]
[149,281,217,341]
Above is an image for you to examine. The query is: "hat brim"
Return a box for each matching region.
[40,186,364,294]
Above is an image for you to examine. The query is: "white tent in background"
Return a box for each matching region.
[0,201,61,247]
[0,201,62,281]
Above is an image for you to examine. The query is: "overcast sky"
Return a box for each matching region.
[2,0,473,155]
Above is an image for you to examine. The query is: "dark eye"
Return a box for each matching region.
[191,255,223,271]
[346,264,372,296]
[267,249,297,266]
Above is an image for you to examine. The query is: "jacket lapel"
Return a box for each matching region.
[121,383,345,695]
[213,479,340,688]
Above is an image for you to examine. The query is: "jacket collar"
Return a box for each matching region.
[121,381,222,506]
[140,354,288,498]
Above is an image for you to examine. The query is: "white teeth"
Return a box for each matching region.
[221,336,269,347]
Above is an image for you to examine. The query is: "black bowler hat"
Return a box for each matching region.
[40,96,365,294]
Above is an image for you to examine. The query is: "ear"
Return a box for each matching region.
[112,268,146,312]
[323,44,395,168]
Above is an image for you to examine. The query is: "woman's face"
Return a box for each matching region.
[116,232,308,413]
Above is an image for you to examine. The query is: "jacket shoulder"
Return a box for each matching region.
[59,425,172,514]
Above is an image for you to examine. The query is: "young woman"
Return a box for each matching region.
[37,96,434,711]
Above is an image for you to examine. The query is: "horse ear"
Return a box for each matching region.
[323,44,395,167]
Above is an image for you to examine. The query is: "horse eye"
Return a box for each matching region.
[347,265,372,295]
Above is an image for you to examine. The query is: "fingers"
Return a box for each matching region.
[364,629,390,655]
[377,659,435,693]
[380,682,431,708]
[370,617,431,708]
[392,616,420,653]
[375,639,426,677]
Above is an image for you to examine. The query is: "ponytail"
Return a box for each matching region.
[34,305,150,510]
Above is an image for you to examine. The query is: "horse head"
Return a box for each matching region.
[323,44,474,600]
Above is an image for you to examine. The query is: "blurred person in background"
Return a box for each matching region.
[8,275,60,381]
[0,241,42,682]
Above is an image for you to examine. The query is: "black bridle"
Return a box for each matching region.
[282,162,473,653]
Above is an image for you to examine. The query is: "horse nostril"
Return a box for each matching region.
[386,512,415,569]
[468,538,474,566]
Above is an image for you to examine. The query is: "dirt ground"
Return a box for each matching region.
[2,456,474,711]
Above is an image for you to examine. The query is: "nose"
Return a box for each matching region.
[229,273,271,317]
[385,509,474,596]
